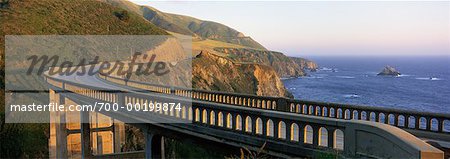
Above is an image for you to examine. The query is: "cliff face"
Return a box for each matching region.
[192,51,291,97]
[214,48,318,78]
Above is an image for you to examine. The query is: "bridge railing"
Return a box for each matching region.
[98,73,450,135]
[46,74,444,158]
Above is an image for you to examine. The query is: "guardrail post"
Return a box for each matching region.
[170,87,175,95]
[405,115,410,128]
[117,93,125,108]
[276,98,289,112]
[438,118,443,132]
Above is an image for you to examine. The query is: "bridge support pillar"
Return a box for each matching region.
[49,89,69,158]
[145,129,165,159]
[81,111,91,159]
[113,120,125,153]
[54,92,68,159]
[344,126,356,157]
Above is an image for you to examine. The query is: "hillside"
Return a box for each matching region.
[215,48,318,78]
[100,0,267,50]
[0,0,169,66]
[0,0,169,158]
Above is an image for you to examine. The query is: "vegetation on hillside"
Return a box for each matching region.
[0,0,167,157]
[101,0,267,50]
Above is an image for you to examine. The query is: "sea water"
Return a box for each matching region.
[283,56,450,131]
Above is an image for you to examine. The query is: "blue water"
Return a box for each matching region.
[283,56,450,114]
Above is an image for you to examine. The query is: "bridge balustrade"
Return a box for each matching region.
[99,73,450,136]
[46,74,444,158]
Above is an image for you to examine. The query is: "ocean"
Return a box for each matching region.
[283,56,450,114]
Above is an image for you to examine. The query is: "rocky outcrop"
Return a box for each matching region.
[214,48,318,78]
[378,66,401,76]
[192,51,292,97]
[129,50,292,97]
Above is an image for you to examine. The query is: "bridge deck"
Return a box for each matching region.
[45,68,447,158]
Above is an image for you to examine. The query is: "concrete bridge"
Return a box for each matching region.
[45,71,447,158]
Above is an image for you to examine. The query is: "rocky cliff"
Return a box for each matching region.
[192,51,292,97]
[214,48,318,78]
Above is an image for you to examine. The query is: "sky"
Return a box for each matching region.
[129,1,450,57]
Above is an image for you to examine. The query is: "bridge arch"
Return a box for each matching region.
[309,105,314,115]
[202,109,208,124]
[245,116,252,133]
[290,103,295,112]
[430,118,438,131]
[181,106,186,119]
[419,117,427,130]
[304,125,313,144]
[266,119,274,137]
[408,116,416,128]
[379,113,386,123]
[337,108,343,119]
[278,121,286,139]
[315,106,321,116]
[318,127,328,147]
[329,108,335,117]
[218,112,223,127]
[271,101,276,109]
[236,115,242,130]
[226,113,233,129]
[296,104,301,113]
[444,120,450,132]
[290,123,299,141]
[322,107,327,117]
[256,118,263,135]
[333,129,344,150]
[344,109,351,119]
[361,111,367,120]
[302,105,308,114]
[397,115,405,127]
[352,110,359,120]
[195,108,200,122]
[388,114,395,125]
[210,111,216,125]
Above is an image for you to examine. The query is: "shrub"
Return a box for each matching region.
[0,0,9,9]
[114,10,130,21]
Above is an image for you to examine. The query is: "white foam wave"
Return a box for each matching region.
[416,77,443,81]
[396,74,412,77]
[343,94,361,98]
[336,76,355,79]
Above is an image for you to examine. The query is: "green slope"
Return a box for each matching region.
[0,0,168,158]
[102,0,267,50]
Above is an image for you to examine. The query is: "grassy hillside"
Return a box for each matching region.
[0,0,168,158]
[101,0,267,50]
[0,0,167,35]
[0,0,169,67]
